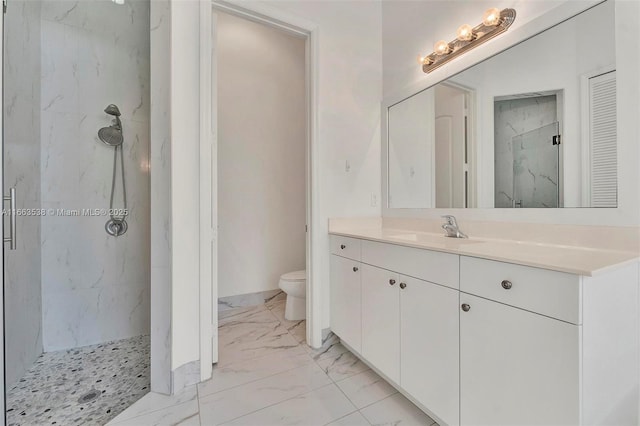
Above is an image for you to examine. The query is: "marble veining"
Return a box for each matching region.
[3,0,43,388]
[218,289,284,312]
[494,95,558,208]
[6,335,149,426]
[111,301,438,425]
[39,0,150,352]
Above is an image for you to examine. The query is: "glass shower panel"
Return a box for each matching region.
[512,122,560,208]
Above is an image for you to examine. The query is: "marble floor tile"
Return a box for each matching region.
[217,305,306,366]
[315,349,370,382]
[268,300,307,344]
[218,304,273,327]
[198,350,314,397]
[222,384,357,426]
[199,363,332,425]
[219,289,284,312]
[111,303,441,426]
[307,333,349,362]
[6,335,150,426]
[335,369,398,409]
[359,393,437,426]
[108,385,197,423]
[326,411,372,426]
[108,400,200,426]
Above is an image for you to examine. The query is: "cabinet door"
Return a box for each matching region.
[330,255,362,352]
[400,276,459,426]
[361,264,400,383]
[460,294,580,425]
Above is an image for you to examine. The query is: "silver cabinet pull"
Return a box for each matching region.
[461,303,471,312]
[3,187,16,250]
[389,279,396,286]
[399,282,407,289]
[501,280,513,290]
[353,266,358,272]
[340,244,346,250]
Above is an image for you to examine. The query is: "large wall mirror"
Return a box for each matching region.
[387,0,616,209]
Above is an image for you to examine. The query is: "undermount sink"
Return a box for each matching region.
[388,232,484,245]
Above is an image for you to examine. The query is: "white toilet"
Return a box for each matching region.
[278,270,306,321]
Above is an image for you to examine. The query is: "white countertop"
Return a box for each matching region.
[329,227,640,277]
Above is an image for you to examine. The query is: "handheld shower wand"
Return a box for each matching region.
[98,104,128,237]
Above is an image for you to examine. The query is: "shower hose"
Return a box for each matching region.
[106,144,128,237]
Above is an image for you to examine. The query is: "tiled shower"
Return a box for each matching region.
[4,0,150,422]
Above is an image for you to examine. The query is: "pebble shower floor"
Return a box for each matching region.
[6,335,150,426]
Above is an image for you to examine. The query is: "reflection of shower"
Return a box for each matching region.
[98,104,128,236]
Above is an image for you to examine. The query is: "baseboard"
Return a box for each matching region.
[218,289,285,311]
[171,359,201,394]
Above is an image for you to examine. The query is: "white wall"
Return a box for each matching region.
[39,0,150,352]
[150,0,172,394]
[170,0,201,371]
[4,0,42,386]
[217,12,306,298]
[388,89,434,209]
[155,0,383,374]
[382,0,567,98]
[238,0,383,330]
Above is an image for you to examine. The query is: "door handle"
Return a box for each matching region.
[4,187,16,250]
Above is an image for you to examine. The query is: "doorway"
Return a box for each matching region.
[434,83,473,208]
[209,3,316,366]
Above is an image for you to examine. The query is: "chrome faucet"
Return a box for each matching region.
[441,215,468,239]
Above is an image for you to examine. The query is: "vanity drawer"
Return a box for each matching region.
[330,235,361,261]
[460,256,582,324]
[361,240,459,289]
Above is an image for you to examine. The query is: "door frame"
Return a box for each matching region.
[0,5,5,425]
[199,0,322,371]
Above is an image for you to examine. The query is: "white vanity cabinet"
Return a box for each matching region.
[459,293,580,425]
[458,256,640,425]
[361,264,400,383]
[330,236,362,353]
[329,234,639,426]
[360,263,460,425]
[459,256,581,425]
[400,275,460,426]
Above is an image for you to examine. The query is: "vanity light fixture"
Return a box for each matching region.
[420,7,516,73]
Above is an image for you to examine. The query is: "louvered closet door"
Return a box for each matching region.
[589,70,617,208]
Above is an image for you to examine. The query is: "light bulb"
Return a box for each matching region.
[456,24,474,41]
[434,40,450,56]
[482,8,501,26]
[417,55,433,65]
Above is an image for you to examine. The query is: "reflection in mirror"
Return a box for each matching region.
[387,0,616,209]
[494,94,561,208]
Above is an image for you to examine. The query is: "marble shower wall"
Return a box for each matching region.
[4,0,43,387]
[40,0,150,351]
[494,95,557,208]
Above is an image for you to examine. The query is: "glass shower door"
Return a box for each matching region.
[512,122,560,208]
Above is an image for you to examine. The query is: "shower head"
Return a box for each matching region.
[104,104,121,117]
[99,103,124,146]
[98,126,123,146]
